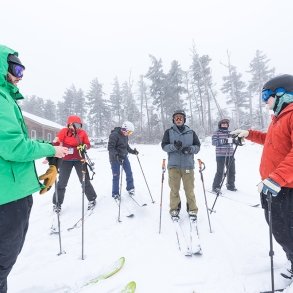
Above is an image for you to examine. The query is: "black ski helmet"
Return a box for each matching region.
[262,74,293,92]
[172,109,186,123]
[8,54,25,69]
[218,118,230,128]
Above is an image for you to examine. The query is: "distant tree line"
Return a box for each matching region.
[20,49,275,143]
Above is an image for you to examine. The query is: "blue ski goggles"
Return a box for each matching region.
[8,63,25,78]
[261,87,290,103]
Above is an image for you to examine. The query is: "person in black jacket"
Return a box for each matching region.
[108,121,138,199]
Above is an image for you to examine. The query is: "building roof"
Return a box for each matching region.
[22,111,63,130]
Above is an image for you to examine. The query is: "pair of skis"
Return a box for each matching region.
[172,216,202,256]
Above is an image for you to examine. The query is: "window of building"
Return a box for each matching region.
[31,129,37,139]
[47,133,52,142]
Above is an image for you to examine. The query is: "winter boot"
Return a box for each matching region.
[212,187,222,194]
[170,209,180,220]
[281,261,293,280]
[188,210,197,220]
[53,204,61,214]
[87,200,96,211]
[227,185,237,191]
[112,194,120,200]
[128,189,135,197]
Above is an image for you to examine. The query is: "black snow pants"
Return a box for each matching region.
[261,188,293,262]
[52,160,97,205]
[212,156,236,190]
[0,195,33,293]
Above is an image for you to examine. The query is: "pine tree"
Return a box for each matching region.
[110,77,123,125]
[86,78,110,137]
[247,50,275,129]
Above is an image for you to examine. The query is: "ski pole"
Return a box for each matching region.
[197,159,212,233]
[118,163,124,223]
[81,159,86,260]
[55,180,66,256]
[135,155,155,203]
[210,144,239,214]
[267,191,275,292]
[159,159,166,234]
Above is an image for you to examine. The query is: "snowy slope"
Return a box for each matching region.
[8,142,293,293]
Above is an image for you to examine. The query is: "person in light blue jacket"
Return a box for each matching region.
[161,110,201,219]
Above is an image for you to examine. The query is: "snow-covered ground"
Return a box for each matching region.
[8,141,293,293]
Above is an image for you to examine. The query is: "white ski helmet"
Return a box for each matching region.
[121,121,134,132]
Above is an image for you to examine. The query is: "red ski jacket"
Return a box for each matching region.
[55,128,91,161]
[247,103,293,187]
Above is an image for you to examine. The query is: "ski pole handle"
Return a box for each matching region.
[197,159,206,172]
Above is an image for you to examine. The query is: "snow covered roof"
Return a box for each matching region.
[22,111,63,129]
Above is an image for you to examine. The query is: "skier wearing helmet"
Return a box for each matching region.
[52,115,97,213]
[161,109,201,219]
[108,121,138,200]
[231,74,293,280]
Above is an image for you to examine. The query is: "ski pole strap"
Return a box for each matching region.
[197,159,206,172]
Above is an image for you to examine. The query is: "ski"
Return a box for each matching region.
[208,190,260,208]
[115,198,134,218]
[84,256,125,286]
[121,281,136,293]
[260,289,285,293]
[172,217,192,257]
[67,207,95,231]
[189,216,202,255]
[128,195,147,207]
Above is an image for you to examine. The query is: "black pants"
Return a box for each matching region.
[212,156,236,189]
[261,188,293,262]
[0,195,33,293]
[53,160,97,205]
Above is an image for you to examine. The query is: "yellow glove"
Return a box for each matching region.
[39,165,57,194]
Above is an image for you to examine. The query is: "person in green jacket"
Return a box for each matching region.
[0,44,68,293]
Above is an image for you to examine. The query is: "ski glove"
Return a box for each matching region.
[174,140,183,150]
[133,148,139,155]
[39,165,58,194]
[116,154,124,165]
[230,129,249,138]
[181,146,192,154]
[77,144,87,155]
[258,178,281,197]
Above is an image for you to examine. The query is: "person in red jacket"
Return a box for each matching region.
[52,115,97,213]
[231,74,293,279]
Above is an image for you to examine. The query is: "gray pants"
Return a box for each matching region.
[168,168,198,213]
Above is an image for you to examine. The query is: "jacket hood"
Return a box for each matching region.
[0,44,24,100]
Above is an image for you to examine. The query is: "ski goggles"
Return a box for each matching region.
[8,63,25,78]
[174,114,184,122]
[261,87,291,103]
[72,122,82,129]
[121,128,133,135]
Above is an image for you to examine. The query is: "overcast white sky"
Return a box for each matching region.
[2,0,292,103]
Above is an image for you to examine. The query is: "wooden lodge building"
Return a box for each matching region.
[22,111,63,141]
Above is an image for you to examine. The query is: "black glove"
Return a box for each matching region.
[133,148,139,155]
[181,146,192,154]
[174,140,183,150]
[232,136,243,146]
[219,138,228,145]
[116,154,124,165]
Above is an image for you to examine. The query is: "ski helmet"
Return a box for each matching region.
[172,109,186,123]
[7,54,25,78]
[67,115,82,126]
[262,74,293,92]
[121,121,134,133]
[218,118,230,129]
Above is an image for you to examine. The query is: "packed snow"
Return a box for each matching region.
[8,141,293,293]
